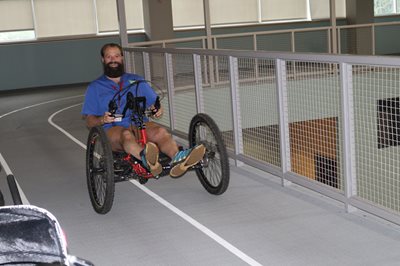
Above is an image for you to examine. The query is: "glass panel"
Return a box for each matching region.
[374,0,395,16]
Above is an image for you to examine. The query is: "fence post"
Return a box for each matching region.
[276,58,291,186]
[340,62,357,212]
[193,54,204,114]
[143,52,151,82]
[372,25,375,55]
[229,56,244,166]
[254,34,259,82]
[164,53,175,131]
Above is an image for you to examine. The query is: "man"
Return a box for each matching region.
[82,43,205,178]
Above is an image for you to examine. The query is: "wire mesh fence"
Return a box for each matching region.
[146,52,170,128]
[170,53,197,134]
[237,58,281,166]
[287,61,342,190]
[125,46,400,224]
[200,55,234,151]
[353,65,400,212]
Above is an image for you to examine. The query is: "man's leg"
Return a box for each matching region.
[106,126,142,158]
[107,126,162,176]
[146,122,179,158]
[146,122,205,178]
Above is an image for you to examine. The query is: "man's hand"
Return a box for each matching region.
[102,112,115,124]
[150,105,163,119]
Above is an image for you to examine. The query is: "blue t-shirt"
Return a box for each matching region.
[82,73,157,129]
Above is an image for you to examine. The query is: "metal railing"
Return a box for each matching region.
[124,45,400,225]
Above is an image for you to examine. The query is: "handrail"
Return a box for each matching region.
[128,20,400,55]
[129,36,207,48]
[125,46,400,66]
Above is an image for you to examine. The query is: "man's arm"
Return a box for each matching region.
[84,112,115,128]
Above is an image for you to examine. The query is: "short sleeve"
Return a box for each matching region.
[82,84,101,116]
[137,81,157,108]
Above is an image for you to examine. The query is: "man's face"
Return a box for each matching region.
[102,46,125,78]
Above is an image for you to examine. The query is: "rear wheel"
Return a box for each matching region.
[189,113,230,195]
[86,126,115,214]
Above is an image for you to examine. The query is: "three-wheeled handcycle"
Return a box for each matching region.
[85,81,230,214]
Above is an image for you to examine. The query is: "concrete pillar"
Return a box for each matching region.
[345,0,374,54]
[142,0,175,80]
[142,0,174,41]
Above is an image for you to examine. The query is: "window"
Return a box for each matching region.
[0,0,35,42]
[0,0,347,43]
[34,0,97,38]
[260,0,308,21]
[374,0,400,16]
[309,0,346,20]
[0,0,144,43]
[0,30,35,42]
[96,0,144,33]
[171,0,346,30]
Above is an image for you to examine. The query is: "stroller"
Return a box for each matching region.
[0,168,93,266]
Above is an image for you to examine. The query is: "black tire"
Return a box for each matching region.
[86,126,115,214]
[7,175,22,205]
[189,113,230,195]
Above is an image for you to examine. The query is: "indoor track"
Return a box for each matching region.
[1,85,400,266]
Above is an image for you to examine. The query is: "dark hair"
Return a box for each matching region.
[100,43,123,57]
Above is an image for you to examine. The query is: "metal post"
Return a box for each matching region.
[291,31,295,53]
[330,0,338,54]
[193,54,204,114]
[116,0,130,71]
[337,28,341,54]
[254,34,259,82]
[165,53,175,131]
[203,0,215,87]
[229,56,244,166]
[276,59,291,186]
[372,25,375,55]
[116,0,128,47]
[203,0,212,50]
[143,52,151,82]
[340,62,357,213]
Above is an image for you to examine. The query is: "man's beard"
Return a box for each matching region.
[103,62,125,78]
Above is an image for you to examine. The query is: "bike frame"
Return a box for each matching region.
[109,86,164,180]
[137,125,147,147]
[119,99,157,179]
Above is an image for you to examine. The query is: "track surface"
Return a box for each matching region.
[1,86,400,266]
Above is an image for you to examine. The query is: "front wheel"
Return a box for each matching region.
[189,113,230,195]
[86,126,115,214]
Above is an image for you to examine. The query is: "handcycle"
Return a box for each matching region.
[85,81,230,214]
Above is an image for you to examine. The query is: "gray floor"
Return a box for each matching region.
[1,86,400,266]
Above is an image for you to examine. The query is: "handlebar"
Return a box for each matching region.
[107,79,162,120]
[108,91,160,128]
